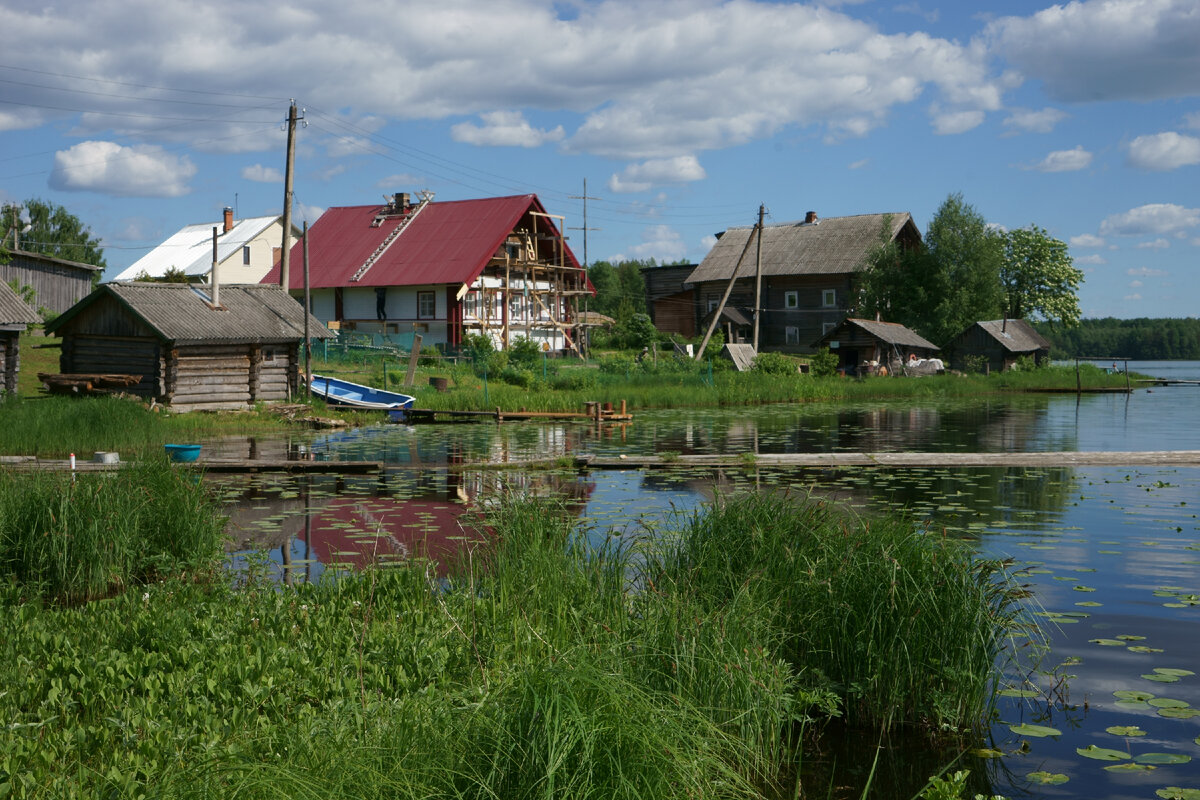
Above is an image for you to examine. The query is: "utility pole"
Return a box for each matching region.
[303,221,311,396]
[568,179,601,355]
[279,101,304,290]
[752,203,765,352]
[695,215,761,361]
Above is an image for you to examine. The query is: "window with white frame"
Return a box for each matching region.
[417,291,436,319]
[821,289,837,308]
[707,298,718,313]
[784,290,798,309]
[785,326,799,345]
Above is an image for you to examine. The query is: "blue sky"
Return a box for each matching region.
[1,0,1197,319]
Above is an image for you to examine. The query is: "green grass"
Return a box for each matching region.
[0,459,227,603]
[0,490,1022,799]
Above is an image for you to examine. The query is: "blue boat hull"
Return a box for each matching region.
[310,375,415,419]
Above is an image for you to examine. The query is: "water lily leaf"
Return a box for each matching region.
[1130,646,1166,653]
[1010,723,1061,738]
[1077,744,1130,761]
[998,688,1042,698]
[973,748,1004,759]
[1107,725,1147,737]
[1158,707,1200,719]
[1075,600,1103,606]
[1115,690,1156,701]
[1090,638,1126,646]
[1156,787,1200,800]
[1027,771,1069,785]
[1148,698,1190,708]
[1118,634,1148,641]
[1154,668,1195,677]
[1074,585,1097,592]
[1105,762,1155,772]
[1137,753,1192,765]
[1145,673,1183,682]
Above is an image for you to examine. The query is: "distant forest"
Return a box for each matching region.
[1034,318,1200,360]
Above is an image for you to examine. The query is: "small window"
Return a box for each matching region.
[822,321,837,335]
[242,245,251,265]
[784,291,799,309]
[785,326,799,345]
[821,289,837,308]
[707,298,719,313]
[417,291,436,319]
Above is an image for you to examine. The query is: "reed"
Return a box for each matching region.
[0,459,226,603]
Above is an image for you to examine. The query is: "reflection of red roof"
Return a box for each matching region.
[262,195,582,290]
[303,497,489,576]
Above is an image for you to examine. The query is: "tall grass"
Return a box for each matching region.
[0,459,226,603]
[0,491,1020,799]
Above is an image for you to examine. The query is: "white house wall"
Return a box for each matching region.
[215,222,285,284]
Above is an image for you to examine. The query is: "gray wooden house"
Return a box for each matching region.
[685,211,922,353]
[944,319,1051,373]
[0,249,102,315]
[46,283,333,411]
[1,281,41,396]
[812,317,939,376]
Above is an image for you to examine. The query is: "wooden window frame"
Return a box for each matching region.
[417,290,436,320]
[785,290,799,309]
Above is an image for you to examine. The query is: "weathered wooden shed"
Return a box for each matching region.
[45,283,333,411]
[944,319,1051,373]
[0,281,41,396]
[811,317,939,375]
[640,263,698,337]
[0,249,102,315]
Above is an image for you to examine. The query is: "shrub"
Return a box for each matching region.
[808,347,840,378]
[498,366,537,389]
[462,332,507,377]
[751,351,797,376]
[507,336,543,370]
[963,354,988,374]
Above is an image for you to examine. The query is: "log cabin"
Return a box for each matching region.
[0,280,41,396]
[45,283,333,411]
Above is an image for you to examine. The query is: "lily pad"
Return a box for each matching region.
[1137,753,1192,765]
[1107,725,1148,737]
[998,688,1042,698]
[1027,771,1069,785]
[1158,707,1200,719]
[1145,673,1184,683]
[1154,668,1195,677]
[1156,788,1200,800]
[1148,698,1190,708]
[1091,638,1127,646]
[1130,646,1167,653]
[1115,690,1156,701]
[1105,762,1156,772]
[1077,744,1130,761]
[1010,723,1061,738]
[973,748,1004,759]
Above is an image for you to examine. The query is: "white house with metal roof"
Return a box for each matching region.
[112,208,297,285]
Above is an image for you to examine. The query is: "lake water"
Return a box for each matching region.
[212,361,1200,798]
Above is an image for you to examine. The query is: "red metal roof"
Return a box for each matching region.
[262,194,581,290]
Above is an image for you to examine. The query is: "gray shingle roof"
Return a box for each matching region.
[973,319,1051,353]
[48,283,334,344]
[686,213,916,284]
[817,318,939,350]
[0,280,41,326]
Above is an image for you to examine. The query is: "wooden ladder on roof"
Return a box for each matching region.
[351,191,434,282]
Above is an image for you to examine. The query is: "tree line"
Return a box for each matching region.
[1033,318,1200,360]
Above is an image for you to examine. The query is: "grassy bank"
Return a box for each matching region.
[0,489,1023,798]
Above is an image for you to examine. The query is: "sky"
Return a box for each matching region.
[1,0,1198,319]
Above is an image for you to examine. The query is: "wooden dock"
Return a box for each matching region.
[1134,379,1200,387]
[401,400,632,424]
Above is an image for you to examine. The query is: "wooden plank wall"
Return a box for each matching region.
[0,332,16,395]
[0,256,96,315]
[167,343,295,410]
[60,335,162,396]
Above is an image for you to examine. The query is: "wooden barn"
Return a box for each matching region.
[944,319,1051,373]
[0,281,41,396]
[640,263,698,337]
[45,283,333,411]
[0,249,102,315]
[812,317,939,376]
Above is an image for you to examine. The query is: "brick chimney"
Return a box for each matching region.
[223,207,234,233]
[804,211,818,224]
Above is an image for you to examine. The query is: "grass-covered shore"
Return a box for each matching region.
[0,478,1025,799]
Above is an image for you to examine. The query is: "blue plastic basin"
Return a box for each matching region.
[164,444,202,463]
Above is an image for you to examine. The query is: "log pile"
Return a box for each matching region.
[39,373,143,395]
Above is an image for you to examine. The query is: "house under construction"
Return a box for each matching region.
[264,192,591,355]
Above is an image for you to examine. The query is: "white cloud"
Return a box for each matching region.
[1127,132,1200,170]
[376,173,424,189]
[1128,266,1167,277]
[1002,107,1067,133]
[848,158,869,169]
[1075,253,1107,265]
[608,156,707,194]
[987,0,1200,103]
[700,234,718,252]
[1136,238,1170,249]
[297,202,325,227]
[930,109,985,135]
[451,111,565,148]
[49,141,195,197]
[610,224,688,263]
[1029,145,1092,172]
[1070,233,1106,248]
[1123,293,1143,301]
[241,164,283,183]
[1100,204,1200,236]
[325,136,377,159]
[1129,280,1143,288]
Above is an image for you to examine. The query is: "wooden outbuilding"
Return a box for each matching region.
[45,283,333,411]
[640,263,698,337]
[944,319,1051,373]
[0,281,41,396]
[0,249,102,315]
[812,317,939,376]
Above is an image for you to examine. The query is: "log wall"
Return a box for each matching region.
[59,335,162,397]
[1,332,17,395]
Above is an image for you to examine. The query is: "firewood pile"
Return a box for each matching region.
[38,373,142,395]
